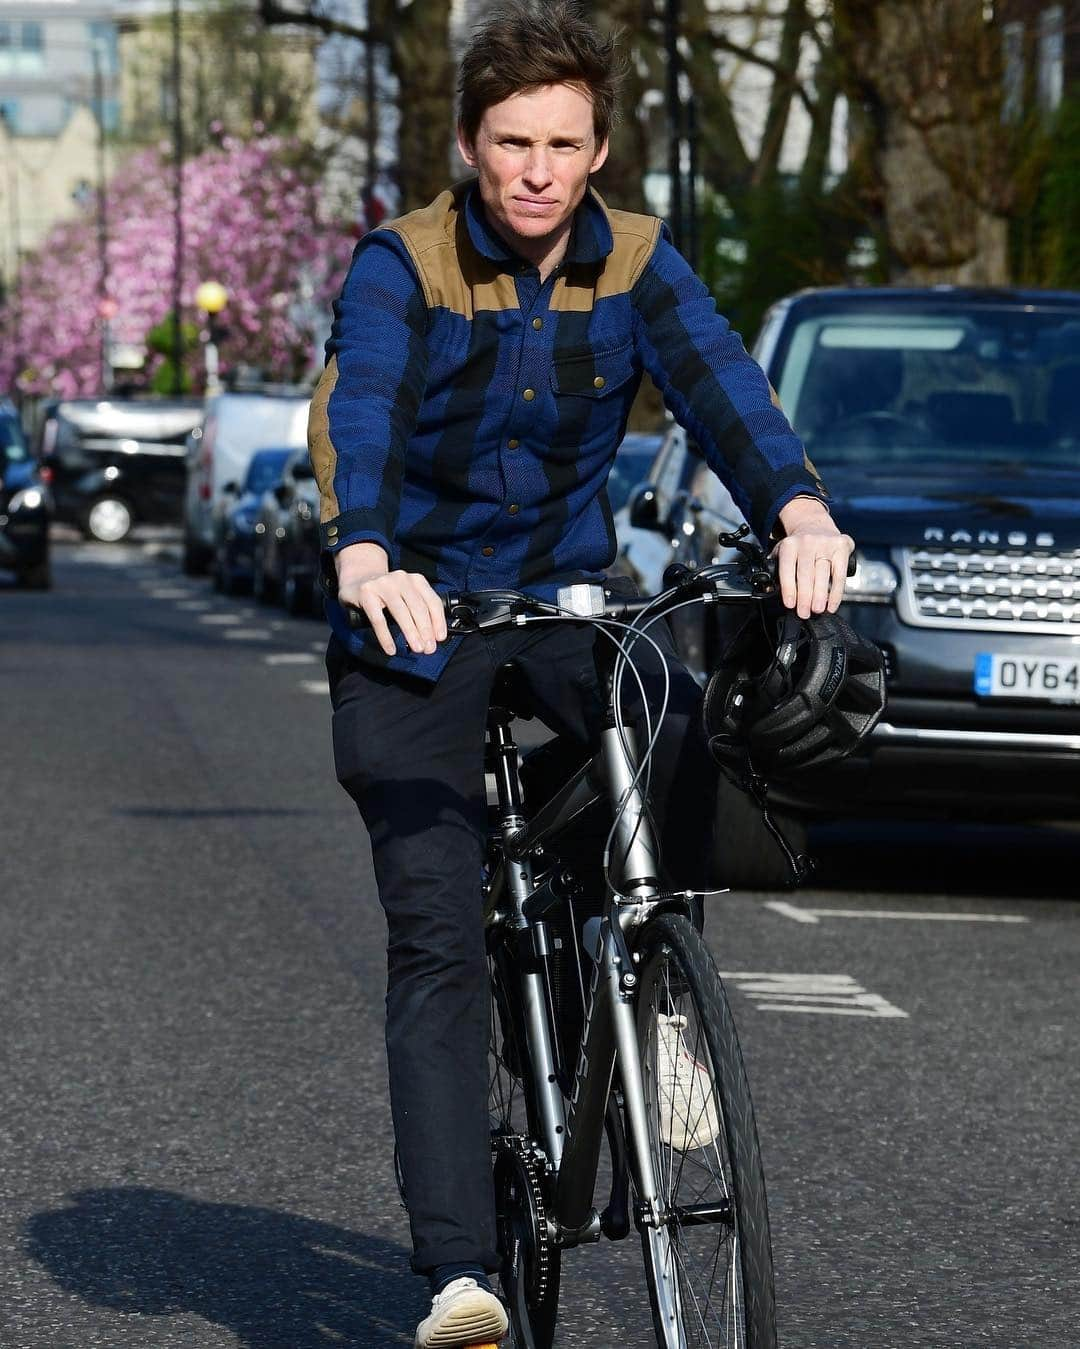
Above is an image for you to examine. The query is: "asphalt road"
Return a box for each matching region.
[2,538,1078,1348]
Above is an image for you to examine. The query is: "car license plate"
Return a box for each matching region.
[974,653,1080,702]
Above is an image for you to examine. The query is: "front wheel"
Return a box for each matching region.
[634,914,776,1348]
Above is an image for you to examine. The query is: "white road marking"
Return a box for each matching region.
[198,613,242,625]
[223,628,272,641]
[147,587,192,599]
[176,600,212,611]
[764,901,819,924]
[765,901,1029,926]
[264,652,319,665]
[299,679,328,696]
[719,971,908,1019]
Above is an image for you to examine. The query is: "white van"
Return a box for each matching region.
[182,389,310,574]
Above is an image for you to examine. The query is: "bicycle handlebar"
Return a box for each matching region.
[338,527,857,637]
[341,557,776,636]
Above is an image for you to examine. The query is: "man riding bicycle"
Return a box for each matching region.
[309,3,853,1344]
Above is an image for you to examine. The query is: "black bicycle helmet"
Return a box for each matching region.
[702,608,886,776]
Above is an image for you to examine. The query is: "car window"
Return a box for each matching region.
[775,308,1080,470]
[244,450,291,494]
[1,415,28,462]
[608,434,663,513]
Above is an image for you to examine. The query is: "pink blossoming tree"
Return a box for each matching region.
[1,134,357,397]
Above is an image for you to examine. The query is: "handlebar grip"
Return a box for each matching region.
[342,600,370,631]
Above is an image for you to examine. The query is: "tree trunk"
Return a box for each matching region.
[591,0,651,213]
[833,0,1011,283]
[390,0,456,211]
[753,0,808,188]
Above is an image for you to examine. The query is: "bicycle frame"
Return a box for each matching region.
[485,643,689,1249]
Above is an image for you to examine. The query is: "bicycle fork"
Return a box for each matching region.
[553,723,671,1241]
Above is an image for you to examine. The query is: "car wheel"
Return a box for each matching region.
[282,568,310,616]
[252,544,275,603]
[713,773,808,891]
[16,558,52,590]
[84,496,133,543]
[182,535,209,576]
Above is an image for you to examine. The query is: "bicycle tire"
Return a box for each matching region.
[634,913,777,1349]
[488,939,562,1349]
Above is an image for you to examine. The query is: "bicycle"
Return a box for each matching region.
[348,538,782,1348]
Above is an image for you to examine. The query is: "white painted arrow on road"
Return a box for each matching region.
[765,901,1029,926]
[719,971,908,1019]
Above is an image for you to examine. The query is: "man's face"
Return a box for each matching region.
[457,83,609,256]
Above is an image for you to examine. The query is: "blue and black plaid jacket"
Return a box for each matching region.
[309,181,825,681]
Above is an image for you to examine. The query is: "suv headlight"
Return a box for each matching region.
[844,554,897,603]
[9,487,45,512]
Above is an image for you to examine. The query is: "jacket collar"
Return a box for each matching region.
[463,180,614,268]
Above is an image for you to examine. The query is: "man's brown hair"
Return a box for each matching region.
[458,1,625,148]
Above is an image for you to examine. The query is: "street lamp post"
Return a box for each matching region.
[195,280,228,395]
[91,34,112,392]
[171,0,184,395]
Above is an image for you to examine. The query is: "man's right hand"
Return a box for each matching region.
[335,541,448,657]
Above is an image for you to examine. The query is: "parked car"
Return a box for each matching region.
[630,285,1080,884]
[251,445,321,614]
[212,447,292,594]
[36,396,204,542]
[1,403,51,588]
[616,424,744,670]
[182,388,310,575]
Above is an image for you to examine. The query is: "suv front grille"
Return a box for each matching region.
[900,547,1080,634]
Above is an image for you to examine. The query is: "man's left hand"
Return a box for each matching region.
[773,497,854,619]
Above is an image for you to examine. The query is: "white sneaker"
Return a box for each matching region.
[414,1277,509,1349]
[655,1012,721,1151]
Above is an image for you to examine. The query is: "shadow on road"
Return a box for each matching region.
[808,819,1080,899]
[25,1187,417,1347]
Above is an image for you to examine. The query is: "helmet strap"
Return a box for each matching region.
[712,744,816,887]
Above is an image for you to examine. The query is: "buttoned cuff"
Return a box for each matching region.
[319,510,394,557]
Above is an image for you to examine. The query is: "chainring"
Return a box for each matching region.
[493,1132,554,1311]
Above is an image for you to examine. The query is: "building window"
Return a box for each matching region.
[1037,5,1064,113]
[1002,21,1025,124]
[0,98,20,133]
[0,20,45,74]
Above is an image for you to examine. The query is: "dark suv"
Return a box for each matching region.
[625,288,1080,885]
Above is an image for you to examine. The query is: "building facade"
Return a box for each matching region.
[0,0,119,281]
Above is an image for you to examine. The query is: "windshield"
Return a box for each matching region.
[775,306,1080,472]
[244,450,291,494]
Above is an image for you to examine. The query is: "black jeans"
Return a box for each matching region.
[326,616,718,1276]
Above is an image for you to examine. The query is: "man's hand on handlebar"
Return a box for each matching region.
[773,496,855,620]
[335,541,448,656]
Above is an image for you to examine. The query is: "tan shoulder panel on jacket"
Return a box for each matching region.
[308,355,341,523]
[380,182,518,319]
[550,200,662,313]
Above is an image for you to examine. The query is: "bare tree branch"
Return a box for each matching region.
[256,0,379,45]
[704,30,817,119]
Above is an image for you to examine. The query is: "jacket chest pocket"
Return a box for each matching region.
[549,343,637,400]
